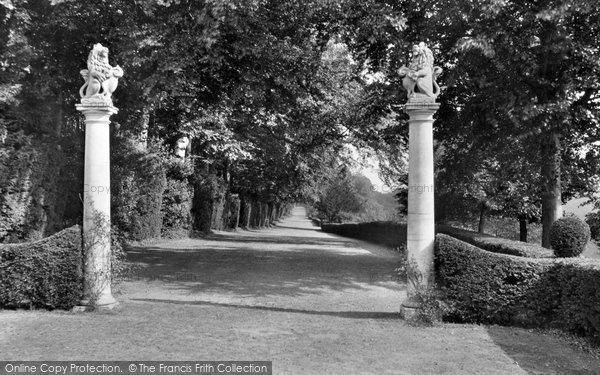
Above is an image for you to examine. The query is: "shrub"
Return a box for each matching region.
[191,174,227,232]
[162,178,193,236]
[112,141,167,241]
[0,130,83,243]
[437,224,553,258]
[130,164,167,240]
[404,255,449,326]
[0,226,83,309]
[436,234,600,342]
[550,217,590,257]
[585,211,600,242]
[110,226,133,283]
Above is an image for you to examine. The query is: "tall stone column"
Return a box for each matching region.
[401,102,438,316]
[397,42,442,319]
[77,104,118,308]
[76,43,123,309]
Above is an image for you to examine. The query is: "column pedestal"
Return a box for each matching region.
[400,102,439,320]
[76,102,118,309]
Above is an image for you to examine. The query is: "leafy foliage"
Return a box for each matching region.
[314,172,365,223]
[585,211,600,243]
[191,174,227,233]
[111,139,167,241]
[2,0,599,256]
[408,0,600,244]
[405,257,449,326]
[550,216,591,257]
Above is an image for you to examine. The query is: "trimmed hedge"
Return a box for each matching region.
[320,221,552,258]
[437,224,554,258]
[321,221,407,248]
[0,225,83,309]
[436,234,600,342]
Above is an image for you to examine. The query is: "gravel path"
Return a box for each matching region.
[1,206,600,374]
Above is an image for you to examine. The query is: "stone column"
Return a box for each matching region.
[77,103,118,308]
[397,42,443,319]
[75,43,123,309]
[400,102,439,318]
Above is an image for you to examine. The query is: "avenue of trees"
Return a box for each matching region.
[1,0,598,248]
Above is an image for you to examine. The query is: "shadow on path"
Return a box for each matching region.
[121,206,405,313]
[123,246,401,298]
[132,298,403,320]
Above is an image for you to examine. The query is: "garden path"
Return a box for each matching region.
[1,207,600,374]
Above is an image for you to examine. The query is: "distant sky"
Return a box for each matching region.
[563,197,596,219]
[347,145,391,193]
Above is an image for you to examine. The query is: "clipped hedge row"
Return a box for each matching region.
[437,224,553,258]
[436,234,600,342]
[0,225,83,309]
[321,221,407,248]
[321,221,552,258]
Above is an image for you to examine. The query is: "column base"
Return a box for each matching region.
[73,295,118,312]
[399,295,422,321]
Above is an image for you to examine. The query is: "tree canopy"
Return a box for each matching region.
[1,0,599,245]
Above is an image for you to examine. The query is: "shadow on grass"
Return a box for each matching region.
[486,325,600,374]
[131,298,403,320]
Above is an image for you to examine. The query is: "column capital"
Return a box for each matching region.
[76,102,119,116]
[405,101,440,113]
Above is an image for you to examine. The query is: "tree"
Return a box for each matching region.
[395,0,600,247]
[315,171,365,223]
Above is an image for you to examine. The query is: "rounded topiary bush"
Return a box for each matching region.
[550,217,591,257]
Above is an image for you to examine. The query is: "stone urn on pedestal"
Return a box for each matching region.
[397,42,442,320]
[75,43,123,309]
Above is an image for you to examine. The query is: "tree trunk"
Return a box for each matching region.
[518,215,528,242]
[478,203,488,234]
[541,132,562,248]
[55,94,64,136]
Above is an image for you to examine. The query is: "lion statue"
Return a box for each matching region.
[398,42,442,102]
[174,136,190,159]
[79,43,123,105]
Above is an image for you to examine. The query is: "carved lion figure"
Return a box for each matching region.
[398,42,442,101]
[79,43,123,104]
[174,136,190,159]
